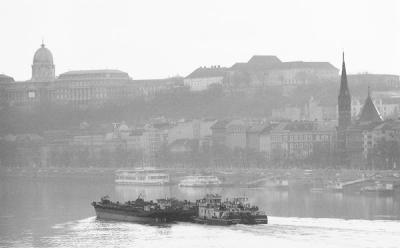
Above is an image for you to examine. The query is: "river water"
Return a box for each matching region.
[1,177,400,248]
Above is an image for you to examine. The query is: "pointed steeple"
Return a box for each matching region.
[367,84,371,97]
[338,52,351,129]
[339,52,350,97]
[337,52,352,166]
[358,87,382,123]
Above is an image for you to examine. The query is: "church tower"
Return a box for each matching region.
[358,86,383,123]
[337,53,351,160]
[31,42,55,82]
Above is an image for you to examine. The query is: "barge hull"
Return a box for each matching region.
[94,208,168,223]
[193,217,241,225]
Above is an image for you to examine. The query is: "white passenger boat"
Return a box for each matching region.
[115,168,170,185]
[178,175,222,187]
[360,182,394,195]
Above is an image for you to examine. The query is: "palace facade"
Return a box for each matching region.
[0,43,183,108]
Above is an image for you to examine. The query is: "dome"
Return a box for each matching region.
[33,43,54,64]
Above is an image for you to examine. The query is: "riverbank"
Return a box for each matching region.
[2,166,399,187]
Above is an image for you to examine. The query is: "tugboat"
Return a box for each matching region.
[92,195,197,223]
[193,194,268,225]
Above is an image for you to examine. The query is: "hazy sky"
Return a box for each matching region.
[0,0,399,81]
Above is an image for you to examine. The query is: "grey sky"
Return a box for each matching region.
[0,0,399,81]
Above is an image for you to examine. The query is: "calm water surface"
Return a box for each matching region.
[0,177,400,248]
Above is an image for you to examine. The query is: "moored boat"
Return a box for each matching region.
[115,167,170,185]
[360,182,394,195]
[178,175,222,187]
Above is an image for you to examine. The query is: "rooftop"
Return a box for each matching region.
[210,119,232,129]
[57,69,130,80]
[279,61,338,71]
[358,94,383,123]
[0,74,14,83]
[229,56,338,72]
[185,66,227,79]
[247,55,282,66]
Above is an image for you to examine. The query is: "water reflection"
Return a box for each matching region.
[0,177,399,247]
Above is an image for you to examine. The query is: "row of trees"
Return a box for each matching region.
[1,137,399,170]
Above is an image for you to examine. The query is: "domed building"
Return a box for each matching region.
[31,43,55,82]
[0,42,182,108]
[0,74,15,84]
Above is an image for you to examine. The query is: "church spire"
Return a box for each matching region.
[339,52,349,96]
[337,52,352,166]
[367,84,371,97]
[338,52,351,129]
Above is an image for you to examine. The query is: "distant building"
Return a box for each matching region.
[210,119,231,147]
[184,66,227,91]
[271,97,337,122]
[246,123,278,161]
[346,88,383,167]
[362,120,400,169]
[268,121,336,160]
[246,124,269,152]
[225,120,248,150]
[167,119,216,144]
[305,97,337,121]
[335,53,388,167]
[348,74,400,89]
[267,61,339,86]
[0,74,15,84]
[210,119,249,150]
[1,43,183,108]
[228,55,339,88]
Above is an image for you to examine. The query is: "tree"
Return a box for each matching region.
[372,139,400,170]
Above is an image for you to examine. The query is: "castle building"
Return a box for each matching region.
[184,66,227,91]
[0,43,183,108]
[227,55,339,88]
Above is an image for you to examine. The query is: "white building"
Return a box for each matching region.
[184,66,227,91]
[167,119,217,144]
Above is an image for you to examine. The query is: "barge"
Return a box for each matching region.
[92,196,197,223]
[92,194,268,225]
